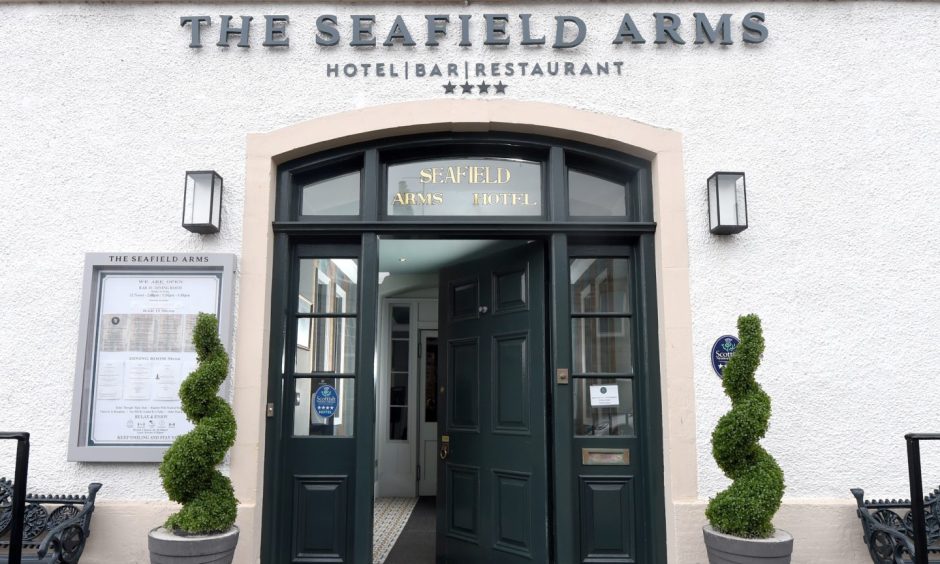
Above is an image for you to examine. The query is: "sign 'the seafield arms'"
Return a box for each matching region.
[180,13,768,49]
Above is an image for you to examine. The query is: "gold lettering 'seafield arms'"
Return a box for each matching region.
[419,166,512,184]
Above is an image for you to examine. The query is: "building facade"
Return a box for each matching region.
[0,2,938,563]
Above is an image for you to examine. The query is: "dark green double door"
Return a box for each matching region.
[268,238,658,563]
[437,242,549,563]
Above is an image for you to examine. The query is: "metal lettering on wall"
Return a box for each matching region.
[179,12,768,94]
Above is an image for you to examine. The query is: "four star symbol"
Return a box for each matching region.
[442,81,509,95]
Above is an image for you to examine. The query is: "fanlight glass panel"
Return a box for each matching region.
[568,169,627,217]
[387,158,542,216]
[301,172,361,216]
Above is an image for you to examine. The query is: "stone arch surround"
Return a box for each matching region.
[233,100,696,562]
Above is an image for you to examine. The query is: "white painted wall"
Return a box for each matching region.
[0,0,937,555]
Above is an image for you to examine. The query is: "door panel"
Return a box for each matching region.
[493,334,530,434]
[578,476,636,563]
[292,476,348,562]
[448,338,480,431]
[437,242,548,563]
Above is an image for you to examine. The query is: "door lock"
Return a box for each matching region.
[439,442,450,460]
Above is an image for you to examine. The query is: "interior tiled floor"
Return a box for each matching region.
[373,497,419,564]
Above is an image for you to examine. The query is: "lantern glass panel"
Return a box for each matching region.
[708,175,719,230]
[183,171,222,232]
[211,174,222,229]
[184,173,214,225]
[709,172,746,233]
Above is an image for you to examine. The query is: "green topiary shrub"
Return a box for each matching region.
[159,313,238,534]
[705,314,785,538]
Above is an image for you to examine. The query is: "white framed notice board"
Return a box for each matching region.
[67,252,236,462]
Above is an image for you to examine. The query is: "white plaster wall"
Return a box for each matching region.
[0,0,937,525]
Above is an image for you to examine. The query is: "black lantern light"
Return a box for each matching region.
[707,172,747,234]
[182,170,223,234]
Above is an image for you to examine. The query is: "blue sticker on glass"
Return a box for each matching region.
[711,335,740,377]
[314,384,339,418]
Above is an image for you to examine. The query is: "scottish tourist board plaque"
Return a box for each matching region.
[68,253,236,462]
[711,334,739,377]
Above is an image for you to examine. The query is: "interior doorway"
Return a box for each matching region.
[372,238,549,563]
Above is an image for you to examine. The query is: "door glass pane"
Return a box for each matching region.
[573,379,634,436]
[301,171,360,216]
[298,258,358,314]
[389,406,408,441]
[390,372,408,405]
[570,258,630,314]
[391,340,409,372]
[294,377,355,437]
[387,158,542,216]
[295,318,356,374]
[568,169,627,217]
[389,305,410,440]
[572,318,632,374]
[424,337,438,423]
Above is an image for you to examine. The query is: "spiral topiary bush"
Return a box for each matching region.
[159,313,238,534]
[706,314,785,538]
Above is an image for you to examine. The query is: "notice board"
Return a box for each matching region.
[68,253,235,462]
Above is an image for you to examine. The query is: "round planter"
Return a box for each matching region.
[149,525,239,564]
[703,525,793,564]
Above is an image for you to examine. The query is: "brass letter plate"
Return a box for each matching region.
[556,368,569,384]
[582,447,630,466]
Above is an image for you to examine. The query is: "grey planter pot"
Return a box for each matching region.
[149,526,239,564]
[703,525,793,564]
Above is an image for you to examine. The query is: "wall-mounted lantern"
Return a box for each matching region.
[707,172,747,234]
[183,171,223,234]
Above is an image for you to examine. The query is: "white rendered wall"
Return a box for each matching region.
[0,1,938,559]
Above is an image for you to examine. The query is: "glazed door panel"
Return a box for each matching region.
[437,242,548,563]
[277,246,363,564]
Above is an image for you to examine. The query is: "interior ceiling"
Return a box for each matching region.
[378,239,526,274]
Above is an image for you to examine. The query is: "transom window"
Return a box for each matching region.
[282,134,651,224]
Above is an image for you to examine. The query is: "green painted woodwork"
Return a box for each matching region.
[260,133,666,564]
[437,242,548,563]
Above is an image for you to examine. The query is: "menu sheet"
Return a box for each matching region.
[89,274,221,445]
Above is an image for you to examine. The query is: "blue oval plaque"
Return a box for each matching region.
[314,384,339,418]
[711,335,740,377]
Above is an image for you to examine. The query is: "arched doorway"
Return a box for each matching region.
[229,101,695,564]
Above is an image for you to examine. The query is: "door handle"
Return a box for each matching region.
[439,442,450,460]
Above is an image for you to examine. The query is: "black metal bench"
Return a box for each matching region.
[0,478,101,564]
[852,486,940,564]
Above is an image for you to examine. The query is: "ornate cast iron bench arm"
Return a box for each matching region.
[36,483,102,564]
[0,481,102,564]
[852,487,940,564]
